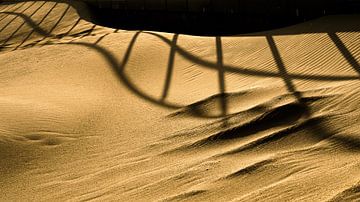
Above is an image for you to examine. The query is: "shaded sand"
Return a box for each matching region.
[1,1,360,201]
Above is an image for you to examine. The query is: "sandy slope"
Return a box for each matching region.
[1,1,360,201]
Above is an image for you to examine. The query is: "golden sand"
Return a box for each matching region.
[1,1,360,201]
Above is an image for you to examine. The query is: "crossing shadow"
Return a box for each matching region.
[1,1,360,151]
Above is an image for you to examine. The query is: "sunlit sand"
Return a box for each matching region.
[1,1,360,201]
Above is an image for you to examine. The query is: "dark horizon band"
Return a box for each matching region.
[81,0,360,35]
[84,0,360,16]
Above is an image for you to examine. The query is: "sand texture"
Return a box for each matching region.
[1,1,360,201]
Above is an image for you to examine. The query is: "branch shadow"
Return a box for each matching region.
[266,34,360,152]
[62,17,81,37]
[328,32,360,75]
[0,1,23,23]
[1,6,359,111]
[216,36,228,120]
[1,1,45,46]
[0,2,95,49]
[142,31,359,81]
[32,3,70,46]
[161,33,178,101]
[0,1,35,35]
[0,1,360,151]
[14,2,58,50]
[266,35,303,102]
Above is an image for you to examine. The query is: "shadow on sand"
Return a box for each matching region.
[1,1,360,151]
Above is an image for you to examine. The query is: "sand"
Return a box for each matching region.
[1,1,360,201]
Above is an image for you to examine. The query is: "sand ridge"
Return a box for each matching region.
[1,1,360,201]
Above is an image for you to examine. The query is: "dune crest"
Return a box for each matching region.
[1,1,360,201]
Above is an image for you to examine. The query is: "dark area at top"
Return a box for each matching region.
[85,0,360,35]
[0,1,360,149]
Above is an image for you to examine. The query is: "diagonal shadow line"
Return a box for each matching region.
[0,2,25,22]
[161,33,178,101]
[0,3,12,13]
[47,4,70,34]
[1,10,55,38]
[2,6,359,147]
[45,34,360,148]
[266,34,303,102]
[1,10,358,83]
[120,31,141,70]
[1,1,46,46]
[94,33,109,45]
[57,32,181,110]
[0,2,17,22]
[328,32,360,75]
[32,4,71,46]
[84,24,96,37]
[0,1,35,35]
[3,8,359,85]
[29,31,179,110]
[265,35,360,151]
[14,2,58,50]
[63,17,80,37]
[142,31,359,82]
[216,36,228,118]
[9,10,360,150]
[43,39,186,111]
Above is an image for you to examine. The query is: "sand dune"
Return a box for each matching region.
[1,1,360,201]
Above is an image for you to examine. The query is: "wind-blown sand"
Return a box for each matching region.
[1,1,360,201]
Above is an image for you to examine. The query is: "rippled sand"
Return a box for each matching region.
[1,1,360,201]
